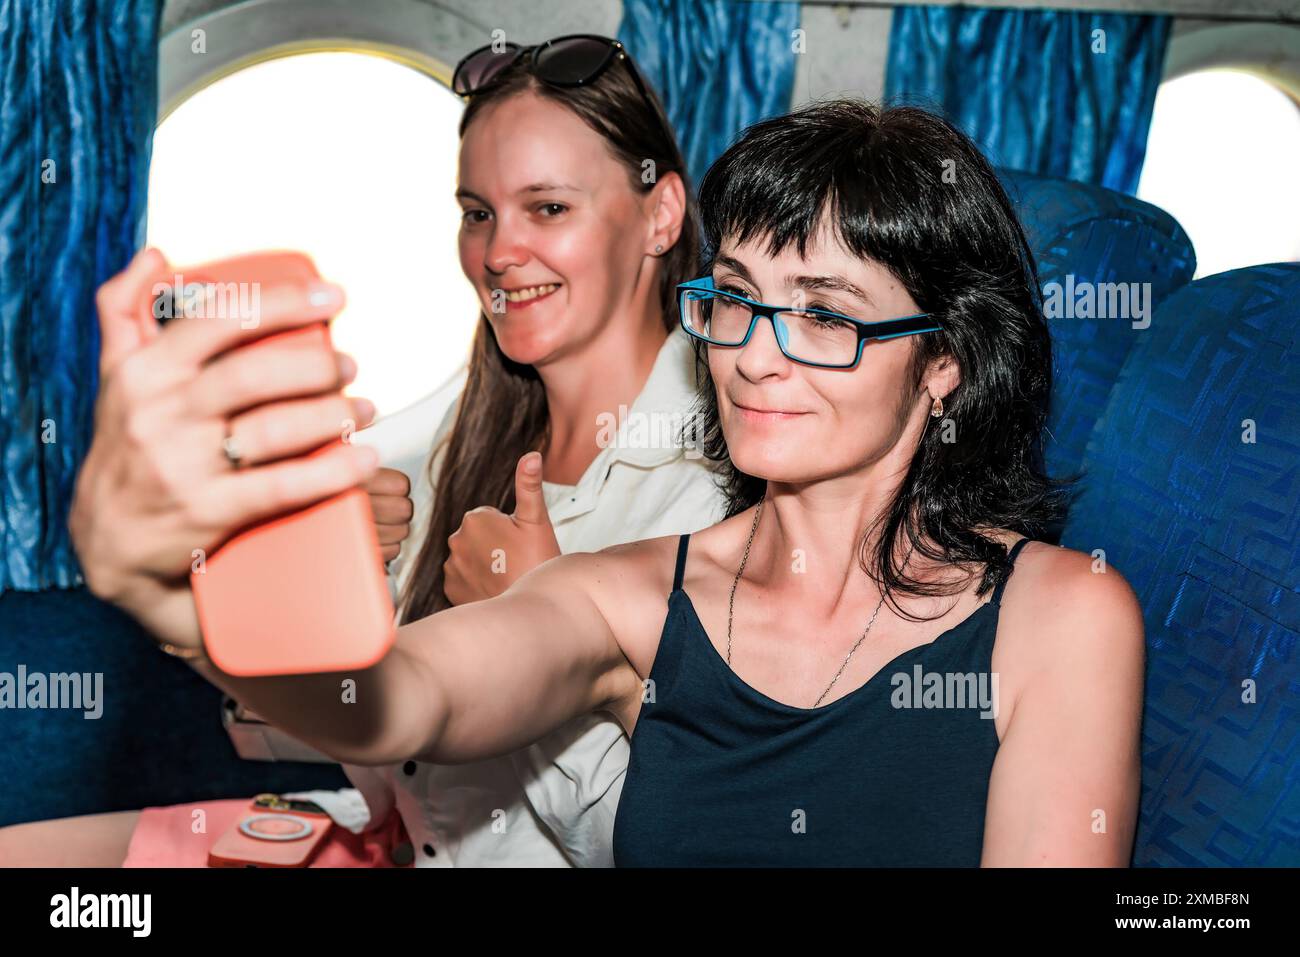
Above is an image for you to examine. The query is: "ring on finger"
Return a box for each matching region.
[221,420,246,470]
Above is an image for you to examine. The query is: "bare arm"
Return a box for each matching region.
[175,548,635,767]
[980,556,1145,866]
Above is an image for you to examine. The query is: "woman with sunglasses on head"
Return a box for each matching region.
[0,36,727,868]
[52,99,1145,867]
[331,34,727,869]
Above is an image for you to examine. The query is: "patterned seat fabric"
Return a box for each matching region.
[1060,263,1300,866]
[997,169,1197,515]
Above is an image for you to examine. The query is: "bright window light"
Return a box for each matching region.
[147,51,479,416]
[1138,69,1300,279]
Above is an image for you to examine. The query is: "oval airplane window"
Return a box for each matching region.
[146,50,479,419]
[1138,69,1300,279]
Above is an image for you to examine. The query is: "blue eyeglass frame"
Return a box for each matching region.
[676,277,943,370]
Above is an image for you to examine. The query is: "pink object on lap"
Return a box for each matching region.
[122,798,410,867]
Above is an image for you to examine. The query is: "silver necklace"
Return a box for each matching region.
[725,493,915,708]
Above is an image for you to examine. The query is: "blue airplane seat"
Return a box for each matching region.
[0,587,348,828]
[997,168,1197,531]
[1059,262,1300,866]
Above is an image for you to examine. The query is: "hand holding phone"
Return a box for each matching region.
[149,252,396,676]
[70,249,382,658]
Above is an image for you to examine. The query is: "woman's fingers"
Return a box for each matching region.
[366,466,412,559]
[366,469,413,547]
[158,278,347,370]
[365,467,411,498]
[375,522,410,547]
[187,333,356,420]
[200,441,380,531]
[95,247,174,377]
[369,491,413,526]
[224,394,376,467]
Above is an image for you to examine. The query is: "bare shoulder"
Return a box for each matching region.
[535,534,686,676]
[993,531,1146,680]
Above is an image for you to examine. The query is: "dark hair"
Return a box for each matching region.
[398,52,700,624]
[690,99,1076,617]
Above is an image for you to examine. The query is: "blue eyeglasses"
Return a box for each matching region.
[677,277,942,370]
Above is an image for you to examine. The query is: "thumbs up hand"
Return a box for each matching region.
[442,451,561,606]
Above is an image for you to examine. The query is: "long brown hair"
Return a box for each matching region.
[398,53,700,624]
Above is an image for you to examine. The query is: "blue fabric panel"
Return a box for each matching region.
[1061,263,1300,866]
[887,6,1171,195]
[0,587,348,827]
[1,0,160,593]
[618,0,800,191]
[997,168,1196,485]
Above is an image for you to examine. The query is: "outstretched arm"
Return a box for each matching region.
[182,548,636,767]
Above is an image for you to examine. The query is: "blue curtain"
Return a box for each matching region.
[885,7,1171,195]
[618,0,800,192]
[0,0,159,593]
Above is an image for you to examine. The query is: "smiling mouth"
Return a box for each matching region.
[498,283,561,305]
[732,400,808,419]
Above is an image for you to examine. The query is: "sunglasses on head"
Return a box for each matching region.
[452,33,661,118]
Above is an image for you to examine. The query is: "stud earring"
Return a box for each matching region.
[654,244,663,254]
[930,397,944,418]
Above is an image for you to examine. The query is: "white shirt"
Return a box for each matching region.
[339,328,728,866]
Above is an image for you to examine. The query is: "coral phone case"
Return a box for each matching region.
[207,797,334,868]
[148,251,395,676]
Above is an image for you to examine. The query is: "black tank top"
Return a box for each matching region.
[612,533,1031,867]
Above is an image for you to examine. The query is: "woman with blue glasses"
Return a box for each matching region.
[62,99,1144,866]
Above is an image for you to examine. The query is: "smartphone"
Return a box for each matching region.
[147,251,395,676]
[208,794,334,868]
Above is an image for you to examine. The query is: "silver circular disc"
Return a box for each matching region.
[238,813,314,842]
